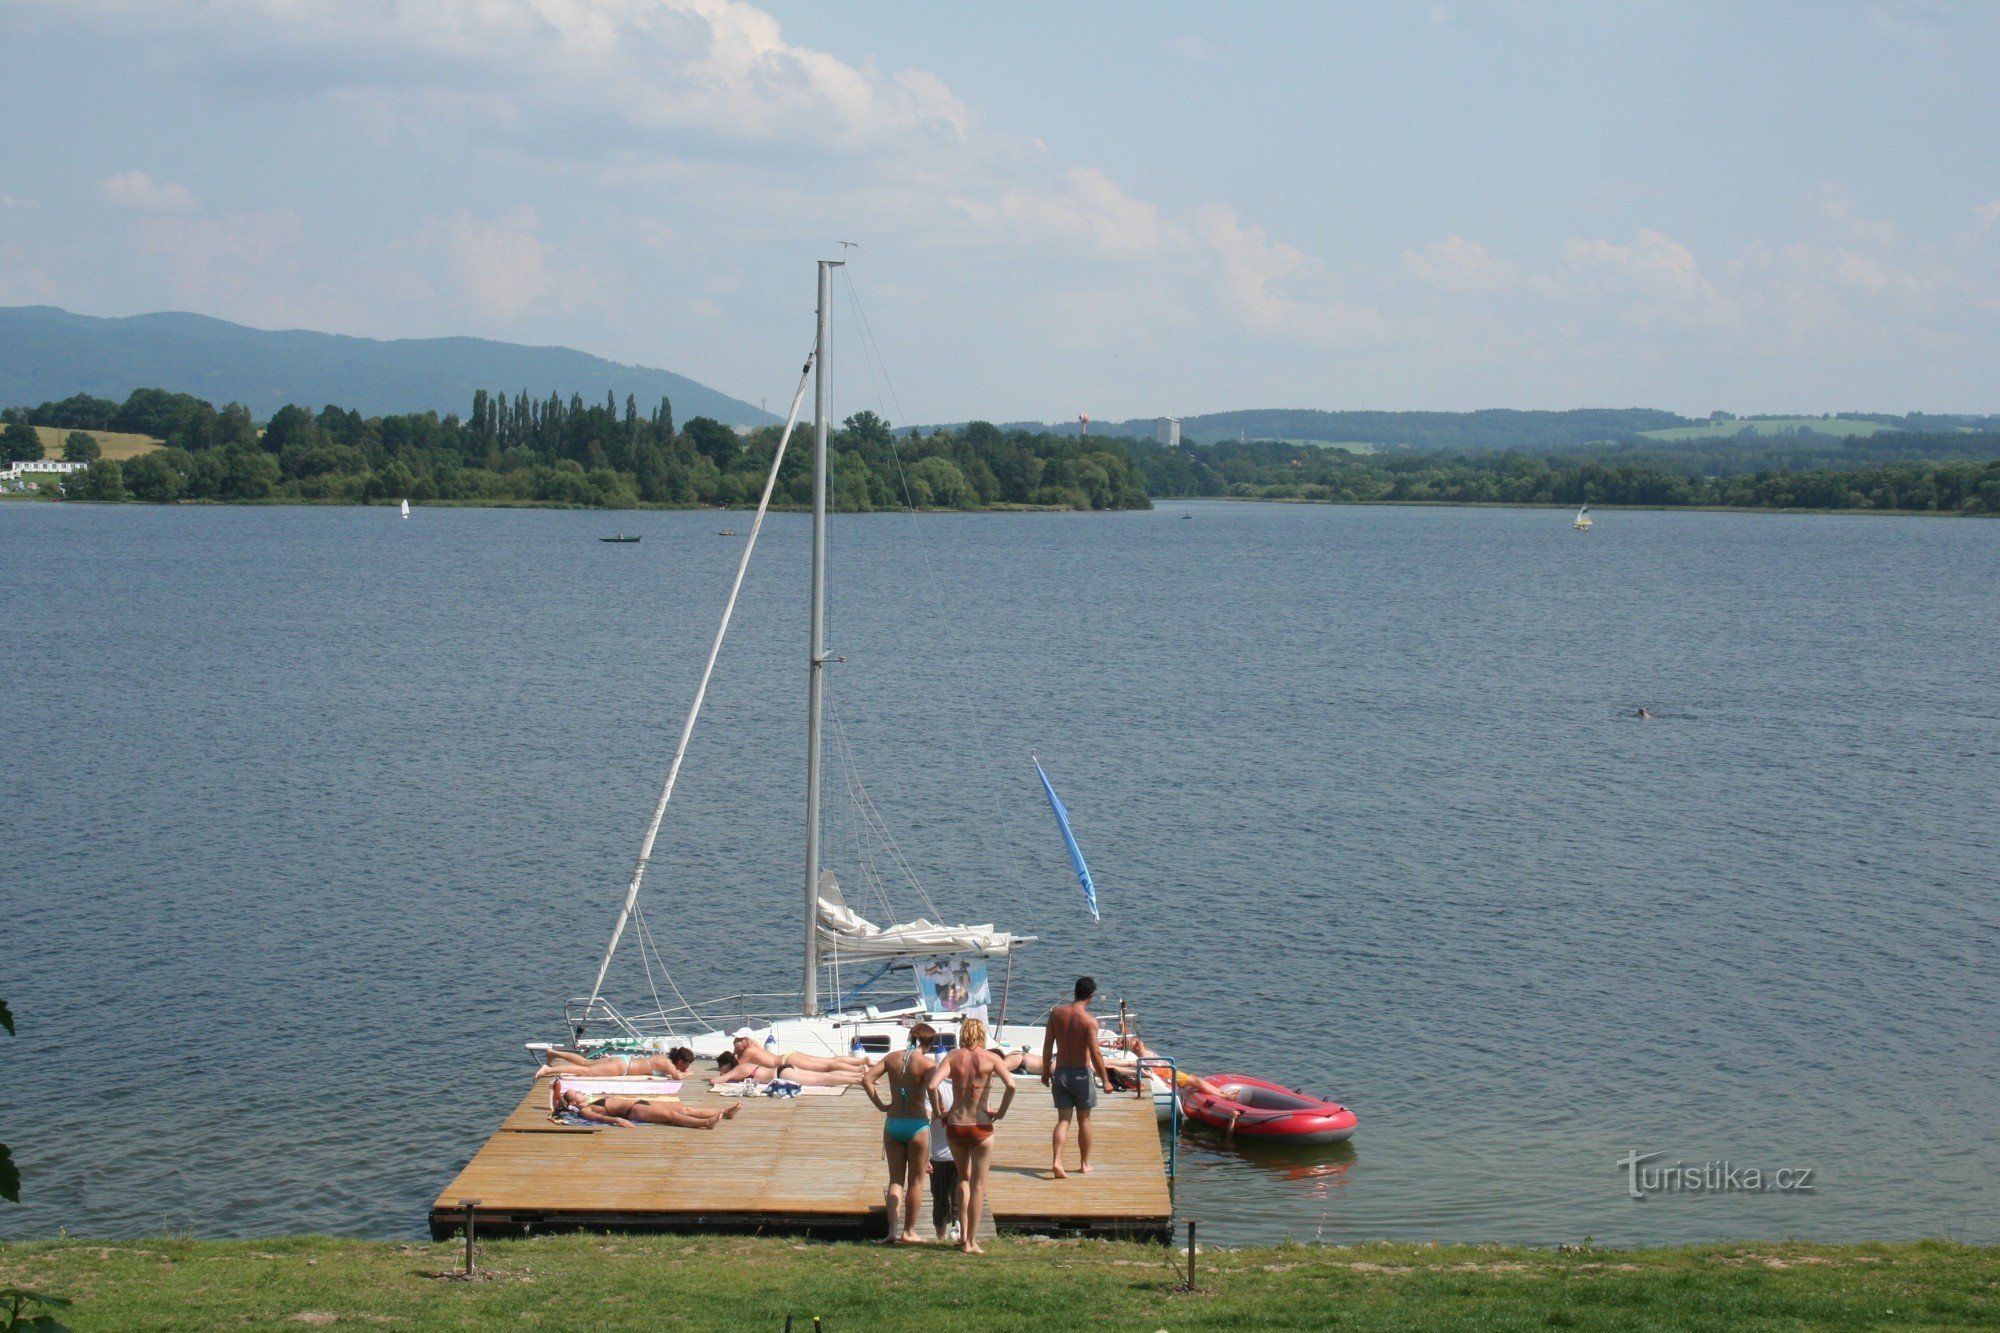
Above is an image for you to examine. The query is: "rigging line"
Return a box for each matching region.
[827,698,893,921]
[836,269,1033,916]
[585,350,817,1015]
[628,898,669,1032]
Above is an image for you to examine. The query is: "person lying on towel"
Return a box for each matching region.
[534,1046,695,1080]
[724,1028,871,1075]
[554,1087,738,1129]
[713,1050,862,1087]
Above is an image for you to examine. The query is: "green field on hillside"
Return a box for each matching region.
[1639,418,1892,442]
[31,426,163,460]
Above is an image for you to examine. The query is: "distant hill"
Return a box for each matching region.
[981,408,1694,452]
[0,306,777,426]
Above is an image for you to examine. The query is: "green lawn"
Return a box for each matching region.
[1639,418,1893,441]
[2,1235,1993,1330]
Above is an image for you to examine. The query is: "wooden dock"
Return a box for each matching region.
[430,1075,1174,1242]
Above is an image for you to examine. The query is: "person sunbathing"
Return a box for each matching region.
[713,1050,863,1086]
[534,1046,694,1079]
[555,1087,738,1128]
[725,1029,870,1075]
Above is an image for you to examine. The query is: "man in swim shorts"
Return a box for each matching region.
[1040,976,1114,1179]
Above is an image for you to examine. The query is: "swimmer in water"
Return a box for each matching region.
[1636,707,1654,719]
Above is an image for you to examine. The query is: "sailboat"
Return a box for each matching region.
[400,498,410,519]
[1573,504,1592,531]
[547,262,1178,1118]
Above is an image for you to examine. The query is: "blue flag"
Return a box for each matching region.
[1034,758,1100,922]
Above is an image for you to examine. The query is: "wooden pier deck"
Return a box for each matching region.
[430,1075,1174,1242]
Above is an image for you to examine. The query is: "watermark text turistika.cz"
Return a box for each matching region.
[1618,1151,1817,1200]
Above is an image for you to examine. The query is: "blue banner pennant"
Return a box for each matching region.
[1034,756,1100,923]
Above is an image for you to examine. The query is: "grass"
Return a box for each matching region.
[0,1235,1992,1330]
[30,427,163,461]
[1638,418,1891,442]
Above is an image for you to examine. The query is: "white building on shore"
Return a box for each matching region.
[1,459,89,482]
[1154,417,1181,448]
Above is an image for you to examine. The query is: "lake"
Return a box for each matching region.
[3,499,1995,1247]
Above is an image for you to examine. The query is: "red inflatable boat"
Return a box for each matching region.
[1179,1074,1357,1145]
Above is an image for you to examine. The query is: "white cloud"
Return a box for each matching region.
[100,170,198,214]
[1193,202,1386,344]
[1403,236,1519,293]
[134,208,302,306]
[38,0,973,156]
[426,206,555,321]
[1544,228,1730,329]
[953,167,1189,259]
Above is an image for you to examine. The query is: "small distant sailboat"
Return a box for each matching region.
[1573,504,1593,532]
[400,498,410,519]
[600,534,642,543]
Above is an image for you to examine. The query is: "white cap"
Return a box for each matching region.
[731,1027,756,1040]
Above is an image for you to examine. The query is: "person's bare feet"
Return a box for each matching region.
[1078,1163,1093,1174]
[896,1233,926,1244]
[1050,1162,1068,1179]
[721,1103,741,1120]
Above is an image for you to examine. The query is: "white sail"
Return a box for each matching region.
[400,498,410,518]
[816,874,1021,960]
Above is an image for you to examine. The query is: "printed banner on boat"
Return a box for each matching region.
[915,955,990,1022]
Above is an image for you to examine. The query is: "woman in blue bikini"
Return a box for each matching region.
[863,1022,938,1244]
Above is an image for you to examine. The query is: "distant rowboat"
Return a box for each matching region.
[600,534,642,543]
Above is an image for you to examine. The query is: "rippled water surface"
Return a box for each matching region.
[4,500,1996,1246]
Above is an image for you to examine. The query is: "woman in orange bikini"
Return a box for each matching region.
[925,1016,1015,1255]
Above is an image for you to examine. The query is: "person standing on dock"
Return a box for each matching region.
[928,1057,960,1242]
[863,1022,938,1244]
[1041,976,1115,1179]
[928,1016,1015,1255]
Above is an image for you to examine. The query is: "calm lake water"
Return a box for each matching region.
[3,499,1996,1248]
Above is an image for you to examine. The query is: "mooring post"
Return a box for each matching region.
[1187,1218,1197,1292]
[458,1198,481,1276]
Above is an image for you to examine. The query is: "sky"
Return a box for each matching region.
[1,1,1996,423]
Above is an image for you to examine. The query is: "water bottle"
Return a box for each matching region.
[851,1034,866,1058]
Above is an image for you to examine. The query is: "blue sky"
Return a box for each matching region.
[1,1,1995,422]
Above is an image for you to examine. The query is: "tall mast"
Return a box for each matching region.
[804,259,841,1016]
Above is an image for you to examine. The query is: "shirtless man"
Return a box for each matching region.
[726,1028,871,1075]
[712,1051,862,1087]
[1040,976,1114,1178]
[554,1087,739,1129]
[926,1016,1015,1255]
[533,1046,694,1080]
[863,1023,937,1243]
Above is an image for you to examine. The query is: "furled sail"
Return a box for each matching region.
[816,873,1020,959]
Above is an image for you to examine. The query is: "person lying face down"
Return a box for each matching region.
[725,1028,871,1075]
[713,1049,864,1086]
[554,1086,739,1129]
[534,1046,695,1079]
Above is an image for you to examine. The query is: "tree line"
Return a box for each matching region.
[3,388,1150,512]
[1131,436,2000,514]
